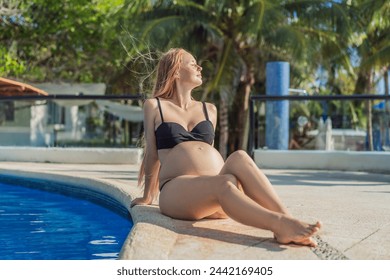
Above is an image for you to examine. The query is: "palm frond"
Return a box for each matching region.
[203,39,233,99]
[361,45,390,70]
[140,15,184,41]
[236,0,266,35]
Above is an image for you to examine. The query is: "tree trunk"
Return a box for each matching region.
[366,100,373,151]
[354,70,374,151]
[384,66,389,97]
[218,86,229,159]
[384,66,389,146]
[238,70,255,151]
[230,68,255,153]
[124,120,129,146]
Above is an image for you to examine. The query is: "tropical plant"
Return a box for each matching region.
[122,0,357,156]
[0,0,126,84]
[349,0,390,150]
[2,0,388,151]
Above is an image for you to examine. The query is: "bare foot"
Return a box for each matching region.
[273,216,322,247]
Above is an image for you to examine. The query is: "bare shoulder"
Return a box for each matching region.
[204,102,217,116]
[143,98,159,115]
[204,102,217,124]
[143,98,158,110]
[205,102,217,114]
[142,98,159,124]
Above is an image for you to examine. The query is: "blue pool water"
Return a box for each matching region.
[0,175,133,260]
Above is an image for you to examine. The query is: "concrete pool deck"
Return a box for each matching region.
[0,162,389,260]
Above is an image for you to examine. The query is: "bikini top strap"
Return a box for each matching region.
[202,101,210,121]
[156,97,164,122]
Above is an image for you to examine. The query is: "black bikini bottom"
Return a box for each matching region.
[159,179,172,191]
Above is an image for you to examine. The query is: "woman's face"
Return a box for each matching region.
[177,52,202,88]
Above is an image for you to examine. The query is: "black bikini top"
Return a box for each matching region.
[155,97,215,150]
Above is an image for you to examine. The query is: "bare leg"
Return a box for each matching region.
[159,174,321,247]
[220,150,290,215]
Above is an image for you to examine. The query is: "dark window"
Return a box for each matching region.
[47,101,65,125]
[5,101,14,121]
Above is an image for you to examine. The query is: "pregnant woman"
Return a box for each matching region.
[131,48,321,247]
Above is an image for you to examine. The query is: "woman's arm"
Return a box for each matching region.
[206,102,218,146]
[207,103,218,129]
[131,99,160,207]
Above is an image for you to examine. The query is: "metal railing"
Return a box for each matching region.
[0,94,144,147]
[2,93,390,153]
[0,94,143,101]
[249,94,390,155]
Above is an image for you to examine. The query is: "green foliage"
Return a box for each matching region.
[0,47,26,77]
[350,0,390,91]
[1,0,389,148]
[1,0,388,93]
[1,0,127,84]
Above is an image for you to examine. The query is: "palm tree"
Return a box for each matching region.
[349,0,390,150]
[121,0,356,156]
[120,0,265,157]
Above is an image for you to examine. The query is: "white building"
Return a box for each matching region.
[0,83,106,146]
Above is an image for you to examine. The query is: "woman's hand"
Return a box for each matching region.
[130,196,153,208]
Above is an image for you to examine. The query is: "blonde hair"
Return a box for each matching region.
[137,48,185,192]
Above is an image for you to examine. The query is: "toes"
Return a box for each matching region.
[303,238,317,247]
[293,237,317,247]
[308,237,318,247]
[305,237,317,247]
[309,221,322,234]
[274,220,322,247]
[311,226,320,235]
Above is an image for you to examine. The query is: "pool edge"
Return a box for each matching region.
[0,166,139,259]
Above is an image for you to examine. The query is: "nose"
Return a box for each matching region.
[197,64,202,71]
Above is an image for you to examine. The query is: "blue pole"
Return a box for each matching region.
[265,62,290,150]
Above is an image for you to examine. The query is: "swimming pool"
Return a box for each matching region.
[0,174,133,260]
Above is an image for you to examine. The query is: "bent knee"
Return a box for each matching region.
[219,173,236,185]
[217,174,240,193]
[226,150,257,169]
[227,150,250,162]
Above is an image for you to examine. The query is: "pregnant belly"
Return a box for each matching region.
[159,142,225,181]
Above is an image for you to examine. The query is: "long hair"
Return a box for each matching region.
[137,48,185,194]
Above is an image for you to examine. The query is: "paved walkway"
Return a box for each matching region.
[1,162,389,259]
